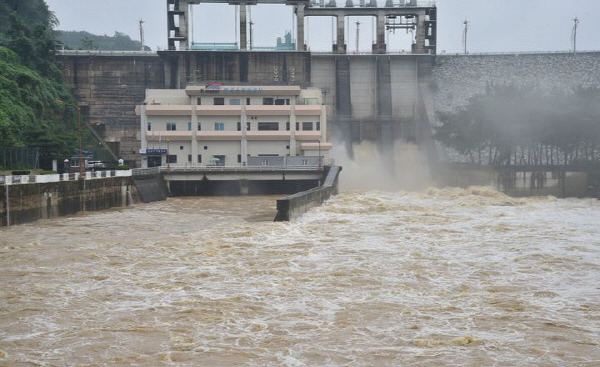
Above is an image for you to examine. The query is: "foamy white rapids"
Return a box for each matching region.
[0,188,599,366]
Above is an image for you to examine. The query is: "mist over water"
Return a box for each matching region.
[1,189,599,366]
[330,139,432,191]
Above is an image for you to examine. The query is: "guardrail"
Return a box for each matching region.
[0,170,132,185]
[307,0,435,8]
[132,159,335,176]
[132,165,330,176]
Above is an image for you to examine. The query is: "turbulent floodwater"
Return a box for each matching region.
[1,188,599,366]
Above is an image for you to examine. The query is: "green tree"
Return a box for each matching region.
[55,30,149,51]
[0,0,78,168]
[435,84,600,165]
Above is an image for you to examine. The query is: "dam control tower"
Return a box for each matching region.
[165,0,438,162]
[167,0,436,54]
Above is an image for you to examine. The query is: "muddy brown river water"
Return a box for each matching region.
[1,187,599,366]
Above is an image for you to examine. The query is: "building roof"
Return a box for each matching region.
[185,85,302,96]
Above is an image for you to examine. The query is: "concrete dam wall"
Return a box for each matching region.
[432,52,600,113]
[58,51,165,165]
[57,51,600,167]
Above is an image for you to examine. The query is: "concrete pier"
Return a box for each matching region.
[275,165,341,221]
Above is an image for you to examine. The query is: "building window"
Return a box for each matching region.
[286,122,290,131]
[180,145,184,150]
[214,97,225,105]
[188,154,192,162]
[316,121,321,131]
[197,97,202,105]
[247,122,251,131]
[229,98,241,105]
[303,122,313,131]
[166,122,177,131]
[197,122,202,131]
[275,98,285,105]
[246,98,251,105]
[214,122,225,131]
[286,145,290,149]
[197,154,202,163]
[212,155,225,166]
[167,155,177,163]
[263,97,274,105]
[204,146,208,150]
[237,122,241,131]
[258,122,279,131]
[147,122,152,131]
[237,154,242,163]
[295,122,299,131]
[187,122,192,131]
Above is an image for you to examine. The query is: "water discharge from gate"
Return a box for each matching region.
[330,139,433,191]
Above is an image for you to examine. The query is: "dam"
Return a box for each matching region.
[57,0,439,168]
[52,0,600,198]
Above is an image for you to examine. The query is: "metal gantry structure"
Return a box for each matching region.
[167,0,436,54]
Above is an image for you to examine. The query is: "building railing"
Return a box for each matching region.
[162,165,322,173]
[0,170,132,185]
[133,158,335,175]
[307,0,435,8]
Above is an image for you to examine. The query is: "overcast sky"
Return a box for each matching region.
[45,0,600,53]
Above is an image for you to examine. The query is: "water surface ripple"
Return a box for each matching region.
[1,188,599,366]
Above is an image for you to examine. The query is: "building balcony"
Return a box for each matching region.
[146,130,328,142]
[196,105,243,116]
[246,105,291,116]
[295,105,324,116]
[146,131,192,140]
[246,131,292,140]
[139,104,323,117]
[197,131,243,140]
[144,105,192,116]
[295,131,323,140]
[300,142,333,150]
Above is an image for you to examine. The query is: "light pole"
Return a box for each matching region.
[57,100,84,180]
[318,139,322,169]
[462,19,469,55]
[167,139,171,171]
[572,17,579,54]
[355,20,360,53]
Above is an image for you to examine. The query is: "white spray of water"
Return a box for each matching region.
[330,139,432,191]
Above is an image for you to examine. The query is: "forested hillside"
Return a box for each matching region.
[55,30,149,51]
[0,0,77,169]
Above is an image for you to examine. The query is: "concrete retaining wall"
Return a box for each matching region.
[0,177,132,227]
[132,173,169,203]
[275,166,341,221]
[436,163,589,198]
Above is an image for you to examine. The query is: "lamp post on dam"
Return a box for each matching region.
[57,100,84,180]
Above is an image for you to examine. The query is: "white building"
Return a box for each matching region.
[136,85,332,168]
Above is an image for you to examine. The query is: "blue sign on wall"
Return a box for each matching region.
[146,149,167,154]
